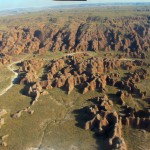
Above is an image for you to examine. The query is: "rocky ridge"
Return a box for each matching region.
[0,15,149,58]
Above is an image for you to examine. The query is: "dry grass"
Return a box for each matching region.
[0,66,14,93]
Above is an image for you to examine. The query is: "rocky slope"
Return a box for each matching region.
[0,11,149,57]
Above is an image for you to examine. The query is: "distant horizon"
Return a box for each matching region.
[0,0,150,11]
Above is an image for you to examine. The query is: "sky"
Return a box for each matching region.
[0,0,150,11]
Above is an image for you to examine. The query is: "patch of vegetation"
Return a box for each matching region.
[0,66,14,93]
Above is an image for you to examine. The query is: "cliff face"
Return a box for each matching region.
[0,15,149,55]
